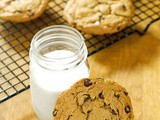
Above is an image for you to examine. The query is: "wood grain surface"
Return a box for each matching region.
[1,20,160,120]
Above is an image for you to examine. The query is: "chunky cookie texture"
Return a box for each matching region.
[64,0,134,35]
[0,0,49,22]
[53,78,134,120]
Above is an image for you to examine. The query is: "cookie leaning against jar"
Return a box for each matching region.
[53,78,134,120]
[0,0,49,22]
[64,0,134,35]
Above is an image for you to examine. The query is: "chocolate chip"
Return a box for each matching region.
[117,109,119,115]
[114,93,120,98]
[53,110,58,116]
[125,105,131,114]
[111,109,117,115]
[84,79,92,87]
[122,5,127,11]
[124,91,128,96]
[87,110,91,114]
[99,92,104,99]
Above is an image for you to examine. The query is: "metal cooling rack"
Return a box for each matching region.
[0,0,160,103]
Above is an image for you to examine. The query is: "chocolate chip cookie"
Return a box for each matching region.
[53,78,134,120]
[64,0,134,35]
[0,0,49,22]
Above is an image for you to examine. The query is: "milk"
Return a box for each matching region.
[30,50,90,120]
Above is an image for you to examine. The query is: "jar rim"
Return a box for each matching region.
[31,25,86,62]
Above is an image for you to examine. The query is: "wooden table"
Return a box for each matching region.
[1,20,160,120]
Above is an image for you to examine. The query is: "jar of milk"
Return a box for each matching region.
[29,25,90,120]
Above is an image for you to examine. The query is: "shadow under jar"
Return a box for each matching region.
[29,25,90,120]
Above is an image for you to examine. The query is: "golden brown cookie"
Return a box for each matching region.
[0,0,49,22]
[64,0,134,35]
[53,78,134,120]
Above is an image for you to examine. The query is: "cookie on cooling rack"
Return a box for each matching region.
[64,0,134,35]
[0,0,50,22]
[53,78,134,120]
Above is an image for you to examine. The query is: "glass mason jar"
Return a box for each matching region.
[29,25,90,120]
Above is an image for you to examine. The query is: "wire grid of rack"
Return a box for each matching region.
[0,0,160,103]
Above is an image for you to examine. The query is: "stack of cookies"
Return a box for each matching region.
[53,78,134,120]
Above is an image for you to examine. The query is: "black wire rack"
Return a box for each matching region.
[0,0,160,103]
